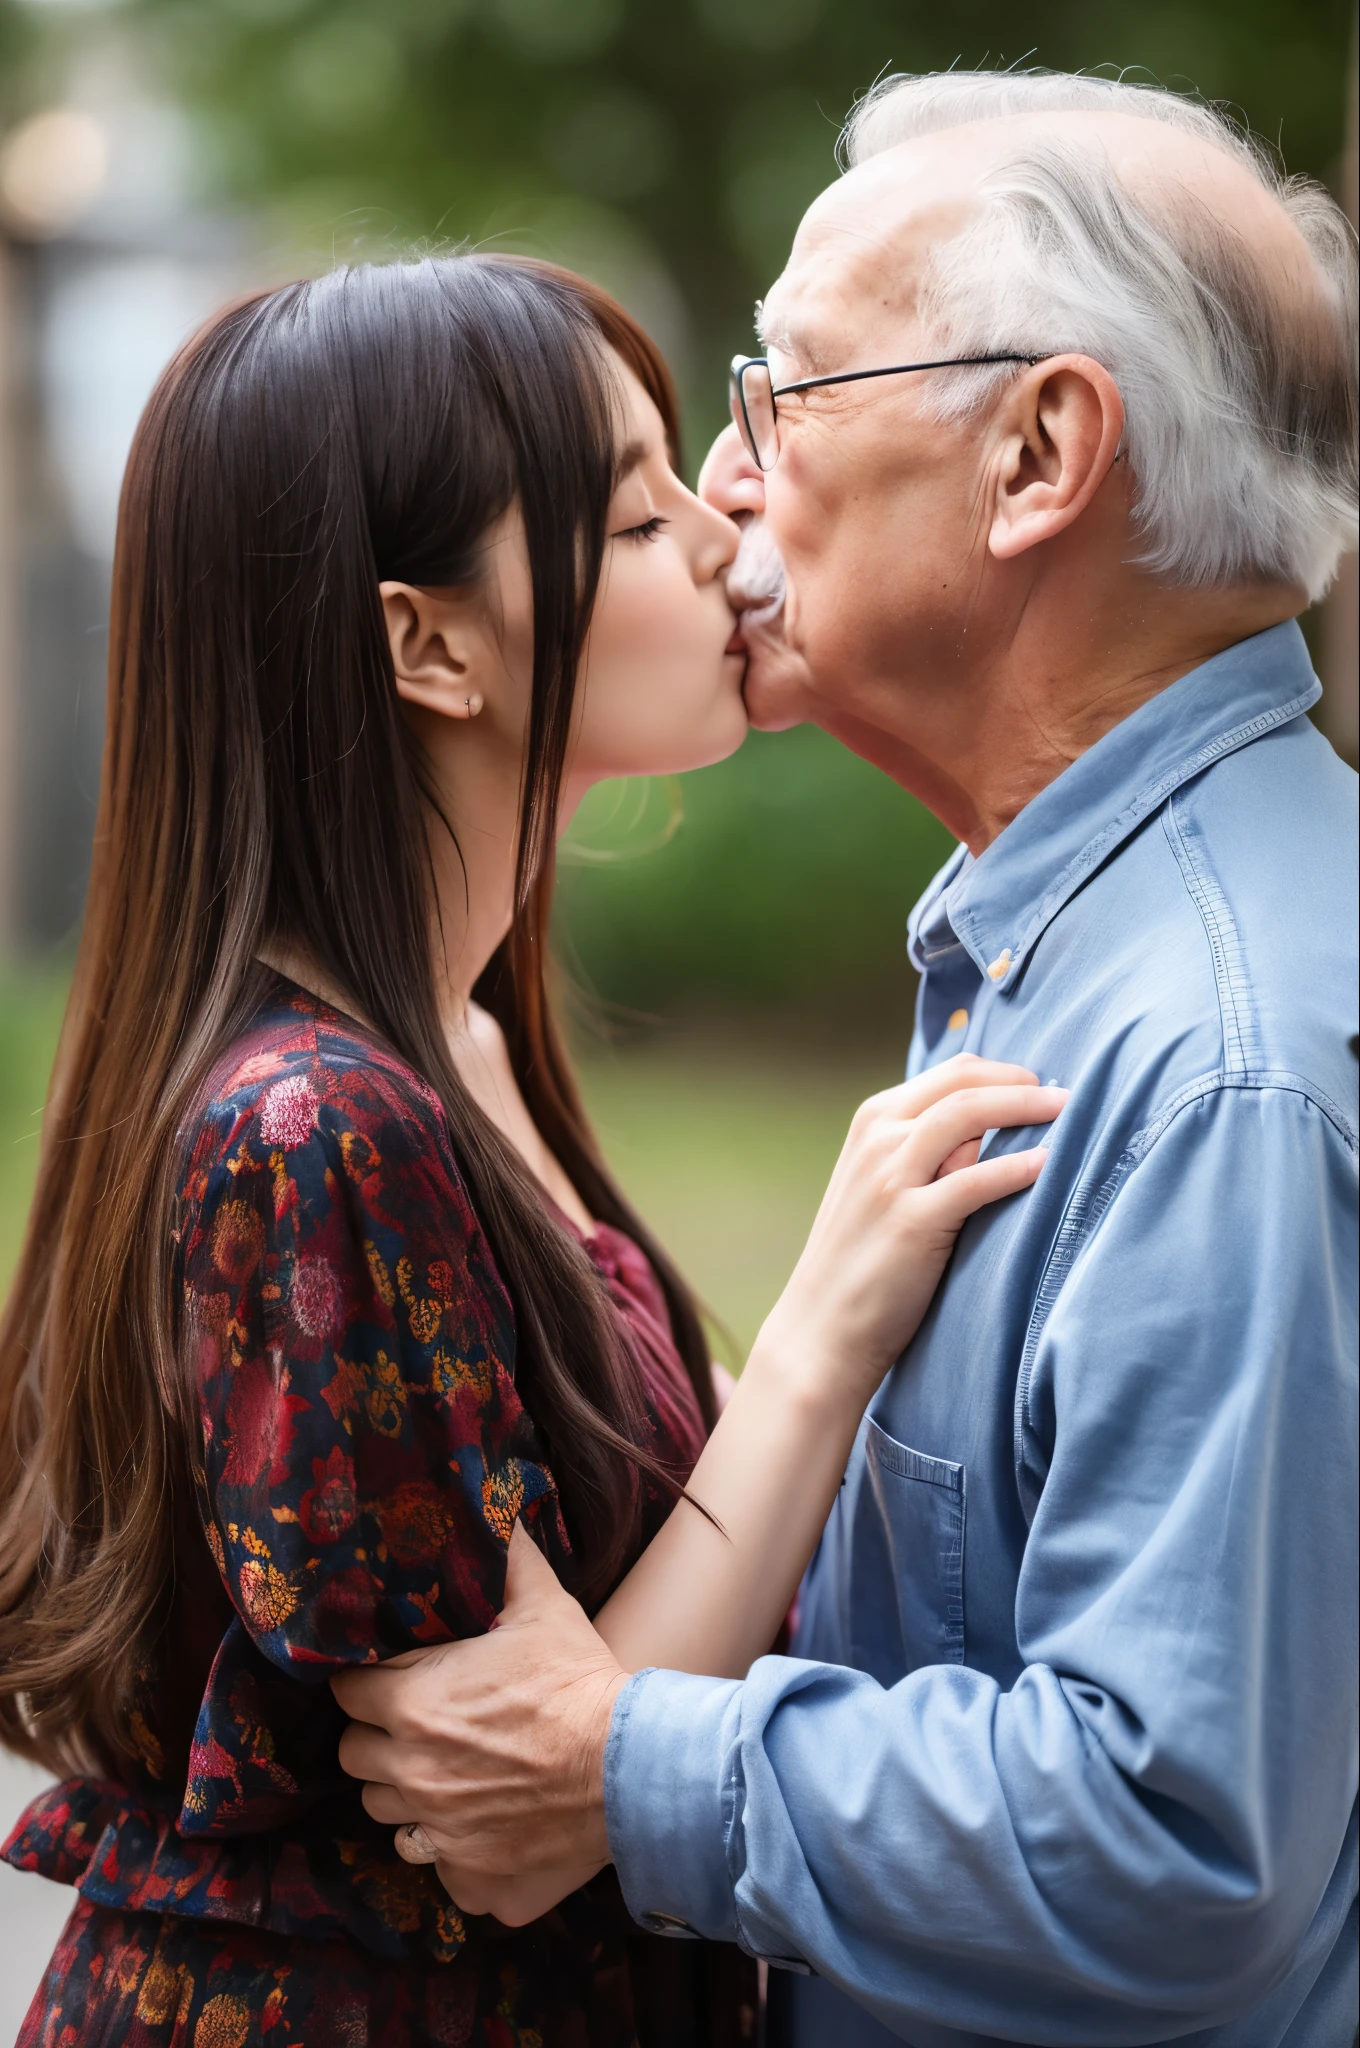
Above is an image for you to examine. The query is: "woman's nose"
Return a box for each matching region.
[698,423,766,519]
[691,493,742,583]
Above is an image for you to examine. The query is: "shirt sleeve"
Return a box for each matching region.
[182,1055,569,1676]
[603,1084,1360,2042]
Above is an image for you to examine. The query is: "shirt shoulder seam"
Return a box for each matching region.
[1013,1070,1357,1503]
[1161,786,1259,1076]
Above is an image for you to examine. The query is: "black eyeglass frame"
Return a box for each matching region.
[729,352,1047,471]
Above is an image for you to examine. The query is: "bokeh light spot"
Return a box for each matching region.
[0,109,109,240]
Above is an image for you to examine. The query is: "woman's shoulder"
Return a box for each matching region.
[183,979,467,1213]
[192,980,443,1151]
[177,977,511,1344]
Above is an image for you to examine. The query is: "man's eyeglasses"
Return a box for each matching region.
[729,353,1044,472]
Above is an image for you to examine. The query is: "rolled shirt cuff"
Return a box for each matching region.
[603,1666,744,1945]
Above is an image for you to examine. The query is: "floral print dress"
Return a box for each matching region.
[4,983,755,2047]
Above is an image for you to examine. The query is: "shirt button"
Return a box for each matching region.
[947,1008,969,1031]
[986,948,1013,981]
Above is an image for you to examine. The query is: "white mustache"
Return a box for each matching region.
[728,517,786,624]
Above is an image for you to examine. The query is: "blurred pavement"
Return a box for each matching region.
[0,1750,68,2045]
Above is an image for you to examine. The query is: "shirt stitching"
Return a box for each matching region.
[1162,791,1259,1077]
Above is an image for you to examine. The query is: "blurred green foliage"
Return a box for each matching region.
[1,0,1352,1028]
[559,726,951,1022]
[0,965,66,1302]
[577,1033,904,1358]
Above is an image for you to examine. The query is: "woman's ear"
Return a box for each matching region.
[379,581,487,720]
[987,356,1125,562]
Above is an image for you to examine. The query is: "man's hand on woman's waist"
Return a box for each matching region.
[333,1522,624,1925]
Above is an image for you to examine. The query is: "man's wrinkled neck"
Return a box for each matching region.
[816,573,1305,857]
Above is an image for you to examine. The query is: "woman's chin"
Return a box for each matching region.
[675,697,751,771]
[571,702,750,787]
[674,694,752,772]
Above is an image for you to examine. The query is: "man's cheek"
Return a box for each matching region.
[762,440,836,559]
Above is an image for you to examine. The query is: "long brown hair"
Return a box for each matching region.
[0,254,713,1775]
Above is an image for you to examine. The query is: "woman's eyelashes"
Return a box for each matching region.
[614,514,669,545]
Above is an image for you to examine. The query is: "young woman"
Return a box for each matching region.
[0,255,1062,2046]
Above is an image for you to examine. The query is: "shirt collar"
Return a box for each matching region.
[908,620,1321,991]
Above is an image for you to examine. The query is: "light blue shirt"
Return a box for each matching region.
[603,621,1359,2047]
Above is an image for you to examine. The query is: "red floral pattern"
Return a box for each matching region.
[4,983,750,2045]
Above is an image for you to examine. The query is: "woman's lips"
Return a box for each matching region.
[725,625,747,655]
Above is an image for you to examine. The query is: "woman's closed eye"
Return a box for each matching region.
[615,514,669,544]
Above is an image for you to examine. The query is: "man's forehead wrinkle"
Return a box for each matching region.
[760,254,873,375]
[780,191,941,301]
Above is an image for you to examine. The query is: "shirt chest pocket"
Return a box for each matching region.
[848,1419,967,1685]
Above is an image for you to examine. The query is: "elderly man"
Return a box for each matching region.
[335,72,1359,2046]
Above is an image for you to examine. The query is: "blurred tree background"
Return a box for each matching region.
[0,0,1355,1356]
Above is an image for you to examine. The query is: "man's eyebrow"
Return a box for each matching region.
[754,304,837,376]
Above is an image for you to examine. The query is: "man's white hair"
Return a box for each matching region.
[841,72,1358,599]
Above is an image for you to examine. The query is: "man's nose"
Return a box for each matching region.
[698,422,766,519]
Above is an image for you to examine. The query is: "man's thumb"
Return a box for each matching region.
[501,1517,564,1618]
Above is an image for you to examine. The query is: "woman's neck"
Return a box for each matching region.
[255,806,514,1046]
[416,700,522,1030]
[259,713,597,1235]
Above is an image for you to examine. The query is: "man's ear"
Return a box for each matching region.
[987,356,1124,562]
[379,581,487,721]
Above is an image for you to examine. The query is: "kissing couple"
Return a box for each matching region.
[2,65,1356,2048]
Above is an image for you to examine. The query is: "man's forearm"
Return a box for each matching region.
[604,1652,1357,2043]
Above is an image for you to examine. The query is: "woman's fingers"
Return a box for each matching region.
[934,1137,982,1178]
[924,1144,1050,1226]
[904,1084,1067,1182]
[869,1055,1041,1125]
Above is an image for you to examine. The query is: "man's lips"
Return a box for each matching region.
[735,593,785,636]
[725,601,784,658]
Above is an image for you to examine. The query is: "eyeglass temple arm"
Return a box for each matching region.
[769,354,1041,398]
